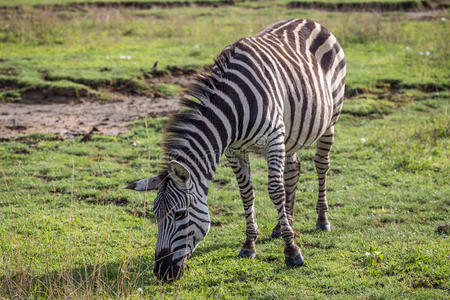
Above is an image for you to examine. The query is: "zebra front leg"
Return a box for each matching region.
[271,153,300,239]
[266,134,303,267]
[226,150,258,259]
[314,127,334,231]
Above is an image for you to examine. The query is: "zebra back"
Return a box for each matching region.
[258,19,346,125]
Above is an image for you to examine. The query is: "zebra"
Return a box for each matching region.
[124,18,346,281]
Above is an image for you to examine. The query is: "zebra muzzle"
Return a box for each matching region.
[154,248,185,281]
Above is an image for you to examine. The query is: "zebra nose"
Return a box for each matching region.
[154,248,184,281]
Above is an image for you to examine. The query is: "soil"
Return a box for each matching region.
[0,95,181,139]
[0,67,200,139]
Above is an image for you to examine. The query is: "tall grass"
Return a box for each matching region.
[2,7,448,48]
[1,5,448,94]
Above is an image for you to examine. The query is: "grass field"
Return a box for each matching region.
[1,2,449,101]
[0,0,227,6]
[1,90,448,299]
[0,0,449,298]
[0,0,432,6]
[0,0,431,6]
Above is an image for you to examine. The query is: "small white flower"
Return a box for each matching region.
[120,55,126,59]
[365,252,371,256]
[106,56,110,60]
[375,251,381,255]
[405,46,410,51]
[360,138,366,143]
[193,44,200,49]
[441,17,446,22]
[137,287,143,295]
[418,51,424,56]
[132,142,137,147]
[127,56,131,60]
[425,51,430,56]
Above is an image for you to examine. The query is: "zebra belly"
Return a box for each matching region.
[284,93,333,154]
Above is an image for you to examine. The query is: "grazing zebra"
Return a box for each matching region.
[124,18,346,281]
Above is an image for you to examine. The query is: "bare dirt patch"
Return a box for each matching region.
[0,67,200,139]
[0,95,180,139]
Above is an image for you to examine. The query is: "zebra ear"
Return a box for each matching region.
[168,160,190,186]
[122,176,161,192]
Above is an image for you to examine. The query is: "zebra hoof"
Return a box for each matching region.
[238,249,256,259]
[270,230,282,239]
[285,253,304,268]
[316,223,331,231]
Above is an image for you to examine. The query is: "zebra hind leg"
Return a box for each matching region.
[314,127,335,231]
[265,134,303,267]
[226,150,258,259]
[271,153,300,239]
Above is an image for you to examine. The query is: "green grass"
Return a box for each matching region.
[154,83,182,96]
[1,92,448,298]
[0,0,224,6]
[1,1,450,298]
[279,0,427,3]
[0,0,430,7]
[1,5,449,101]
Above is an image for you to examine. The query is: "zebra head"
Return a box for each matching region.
[123,160,210,281]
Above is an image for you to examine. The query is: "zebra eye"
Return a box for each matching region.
[174,210,187,221]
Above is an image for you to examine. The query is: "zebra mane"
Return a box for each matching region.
[160,42,239,173]
[188,41,239,102]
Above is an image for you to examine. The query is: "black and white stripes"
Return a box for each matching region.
[126,18,346,281]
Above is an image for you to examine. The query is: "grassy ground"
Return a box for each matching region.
[278,0,433,3]
[0,0,225,6]
[0,0,429,6]
[1,91,448,299]
[1,0,449,298]
[1,4,449,101]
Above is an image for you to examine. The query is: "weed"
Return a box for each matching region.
[154,83,182,97]
[365,246,384,275]
[0,90,21,102]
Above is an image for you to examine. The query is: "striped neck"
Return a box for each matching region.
[164,103,231,196]
[163,52,243,196]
